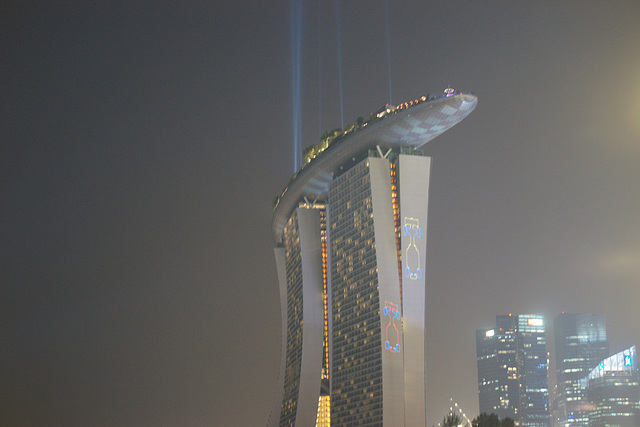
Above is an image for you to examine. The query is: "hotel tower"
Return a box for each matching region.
[268,89,477,426]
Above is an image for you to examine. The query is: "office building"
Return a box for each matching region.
[584,345,639,427]
[553,313,609,427]
[476,314,550,427]
[267,90,477,426]
[477,315,519,421]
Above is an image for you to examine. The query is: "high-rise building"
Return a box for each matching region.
[476,314,550,427]
[583,345,639,427]
[553,313,609,427]
[518,315,551,427]
[267,91,477,426]
[477,315,520,421]
[476,328,500,418]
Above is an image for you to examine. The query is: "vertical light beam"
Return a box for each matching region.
[384,0,393,105]
[290,0,303,172]
[335,0,344,129]
[317,0,323,138]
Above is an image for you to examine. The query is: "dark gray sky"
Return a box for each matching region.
[3,1,639,426]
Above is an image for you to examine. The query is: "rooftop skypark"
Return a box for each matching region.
[300,88,473,167]
[271,88,478,241]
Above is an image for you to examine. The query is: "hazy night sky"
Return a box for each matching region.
[3,1,640,426]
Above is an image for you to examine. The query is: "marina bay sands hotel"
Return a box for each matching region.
[268,90,477,426]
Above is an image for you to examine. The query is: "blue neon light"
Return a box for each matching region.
[403,217,422,280]
[384,301,401,354]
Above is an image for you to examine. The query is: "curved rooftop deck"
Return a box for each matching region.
[272,92,478,241]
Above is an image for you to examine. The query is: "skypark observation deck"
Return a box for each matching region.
[272,92,478,241]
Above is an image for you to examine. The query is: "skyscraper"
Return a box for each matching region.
[518,315,551,427]
[553,313,609,427]
[476,314,550,427]
[584,345,640,427]
[476,315,519,421]
[267,91,477,426]
[476,328,501,418]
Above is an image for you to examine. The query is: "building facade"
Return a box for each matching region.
[476,315,520,421]
[584,345,639,427]
[553,313,609,427]
[267,92,478,426]
[476,314,550,427]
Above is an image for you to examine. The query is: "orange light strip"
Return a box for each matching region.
[320,210,329,380]
[389,161,402,308]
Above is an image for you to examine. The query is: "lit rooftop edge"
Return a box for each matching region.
[272,92,478,242]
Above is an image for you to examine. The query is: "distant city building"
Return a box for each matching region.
[553,313,609,427]
[477,315,519,421]
[267,91,477,426]
[476,327,500,418]
[476,314,550,427]
[518,315,551,427]
[583,345,639,427]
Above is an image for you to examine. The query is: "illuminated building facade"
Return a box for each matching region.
[476,314,550,427]
[518,314,551,427]
[584,345,639,427]
[553,313,609,427]
[267,91,478,426]
[476,328,500,417]
[328,151,431,425]
[477,315,520,421]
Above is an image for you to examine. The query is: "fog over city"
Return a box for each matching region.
[3,2,639,425]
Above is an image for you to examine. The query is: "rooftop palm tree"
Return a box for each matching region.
[442,412,469,427]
